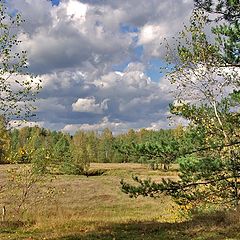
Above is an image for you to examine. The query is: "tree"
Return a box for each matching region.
[85,131,99,163]
[65,131,90,175]
[98,128,115,163]
[0,2,50,222]
[53,134,71,163]
[0,116,10,163]
[0,1,41,122]
[194,0,240,66]
[121,10,240,209]
[194,0,239,21]
[116,129,181,169]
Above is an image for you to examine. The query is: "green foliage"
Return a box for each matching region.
[98,128,115,163]
[0,116,10,163]
[121,9,240,210]
[69,131,90,174]
[194,0,239,22]
[194,0,240,66]
[115,128,186,170]
[0,0,41,122]
[31,147,52,174]
[1,164,55,220]
[130,132,180,170]
[7,125,193,175]
[231,89,240,103]
[214,21,240,65]
[53,135,71,163]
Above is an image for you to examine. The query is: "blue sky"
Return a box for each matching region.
[8,0,193,134]
[51,0,60,5]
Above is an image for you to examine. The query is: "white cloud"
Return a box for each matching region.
[7,0,194,133]
[139,24,167,44]
[9,120,44,129]
[30,60,172,133]
[72,97,108,113]
[66,0,88,21]
[62,116,126,134]
[146,119,168,131]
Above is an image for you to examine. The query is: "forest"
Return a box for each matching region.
[0,120,187,172]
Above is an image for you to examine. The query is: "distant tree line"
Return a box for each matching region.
[0,117,189,174]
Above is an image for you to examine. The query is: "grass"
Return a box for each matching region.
[0,163,239,240]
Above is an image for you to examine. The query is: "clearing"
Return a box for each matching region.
[0,163,239,240]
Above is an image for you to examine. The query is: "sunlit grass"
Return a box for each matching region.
[0,163,239,240]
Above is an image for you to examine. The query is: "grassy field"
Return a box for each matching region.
[0,163,240,240]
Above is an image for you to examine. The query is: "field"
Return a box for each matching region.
[0,163,240,240]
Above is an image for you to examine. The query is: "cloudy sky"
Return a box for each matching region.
[8,0,194,134]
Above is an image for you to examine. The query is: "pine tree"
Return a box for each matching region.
[121,10,240,209]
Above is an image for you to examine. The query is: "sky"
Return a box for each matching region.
[8,0,194,134]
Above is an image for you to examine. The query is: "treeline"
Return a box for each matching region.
[0,117,187,174]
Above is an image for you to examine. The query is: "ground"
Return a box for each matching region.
[0,163,239,240]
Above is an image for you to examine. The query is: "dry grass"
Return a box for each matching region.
[0,163,239,240]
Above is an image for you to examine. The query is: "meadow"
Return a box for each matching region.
[0,163,240,240]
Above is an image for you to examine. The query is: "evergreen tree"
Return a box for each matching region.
[53,134,71,163]
[70,131,90,174]
[194,0,240,66]
[121,10,240,209]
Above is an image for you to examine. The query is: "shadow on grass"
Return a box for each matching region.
[49,211,240,240]
[0,220,25,234]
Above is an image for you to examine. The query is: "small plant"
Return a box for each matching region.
[0,164,55,221]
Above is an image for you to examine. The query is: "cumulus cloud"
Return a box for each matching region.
[31,62,172,132]
[62,116,126,134]
[6,0,194,133]
[66,0,88,21]
[139,24,167,45]
[10,0,132,74]
[72,97,108,113]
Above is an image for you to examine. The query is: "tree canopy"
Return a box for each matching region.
[194,0,240,66]
[121,7,240,210]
